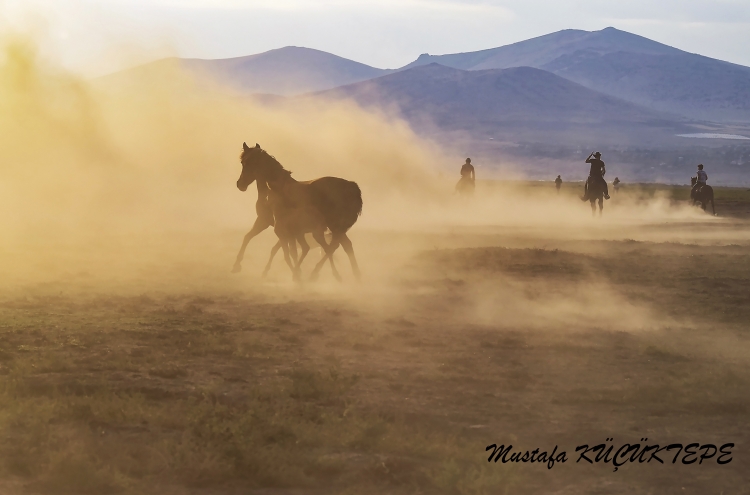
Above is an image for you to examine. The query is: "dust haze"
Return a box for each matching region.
[0,36,716,285]
[2,34,749,495]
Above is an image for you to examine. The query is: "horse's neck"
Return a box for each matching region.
[256,181,269,199]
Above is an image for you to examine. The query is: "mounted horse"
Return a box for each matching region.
[690,177,716,215]
[581,178,606,217]
[235,143,362,281]
[455,176,475,197]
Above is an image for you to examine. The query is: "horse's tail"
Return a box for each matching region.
[348,181,363,218]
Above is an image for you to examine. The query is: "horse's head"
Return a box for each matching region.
[691,176,697,186]
[237,142,262,191]
[237,142,289,191]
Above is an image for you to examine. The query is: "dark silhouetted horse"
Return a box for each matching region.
[581,177,605,217]
[236,143,362,281]
[455,176,475,197]
[690,177,716,215]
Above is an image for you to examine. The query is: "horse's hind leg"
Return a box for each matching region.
[310,231,341,282]
[262,241,283,278]
[590,199,596,217]
[598,198,603,216]
[338,234,361,281]
[310,230,341,281]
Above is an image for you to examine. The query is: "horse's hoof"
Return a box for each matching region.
[231,264,242,273]
[261,270,269,279]
[309,272,320,282]
[332,272,342,283]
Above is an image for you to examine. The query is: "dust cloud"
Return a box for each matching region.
[0,34,723,334]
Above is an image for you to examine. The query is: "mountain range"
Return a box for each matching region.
[316,63,685,146]
[407,28,750,122]
[100,28,750,182]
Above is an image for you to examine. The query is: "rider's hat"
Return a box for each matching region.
[466,158,471,163]
[697,163,704,169]
[594,151,601,158]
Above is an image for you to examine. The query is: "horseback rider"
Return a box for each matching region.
[461,158,475,182]
[456,158,476,196]
[555,175,562,194]
[691,164,708,199]
[584,151,610,200]
[613,176,621,193]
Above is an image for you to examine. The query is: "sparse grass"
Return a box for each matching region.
[0,294,516,494]
[2,214,750,494]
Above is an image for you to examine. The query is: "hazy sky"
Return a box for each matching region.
[2,0,749,76]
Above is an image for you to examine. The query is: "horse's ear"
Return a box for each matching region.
[255,143,261,149]
[243,142,250,151]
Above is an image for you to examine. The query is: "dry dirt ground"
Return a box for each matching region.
[1,184,749,495]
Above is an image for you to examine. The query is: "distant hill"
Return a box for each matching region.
[317,63,689,147]
[402,28,750,122]
[402,28,680,70]
[100,47,389,96]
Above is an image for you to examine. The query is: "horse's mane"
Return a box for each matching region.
[240,147,292,176]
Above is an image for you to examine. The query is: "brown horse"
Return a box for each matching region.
[581,177,605,217]
[236,143,362,281]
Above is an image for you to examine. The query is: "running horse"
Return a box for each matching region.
[455,176,475,197]
[582,178,605,217]
[690,177,716,215]
[235,143,362,281]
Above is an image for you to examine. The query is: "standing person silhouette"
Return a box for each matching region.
[613,177,621,194]
[555,175,562,194]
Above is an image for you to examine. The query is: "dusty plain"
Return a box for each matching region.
[1,183,749,495]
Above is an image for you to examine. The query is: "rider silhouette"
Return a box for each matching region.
[555,175,562,194]
[455,158,476,196]
[584,151,610,200]
[461,158,475,181]
[691,164,708,199]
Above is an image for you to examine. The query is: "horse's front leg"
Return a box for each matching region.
[590,199,596,217]
[233,216,272,273]
[262,241,283,278]
[598,198,603,216]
